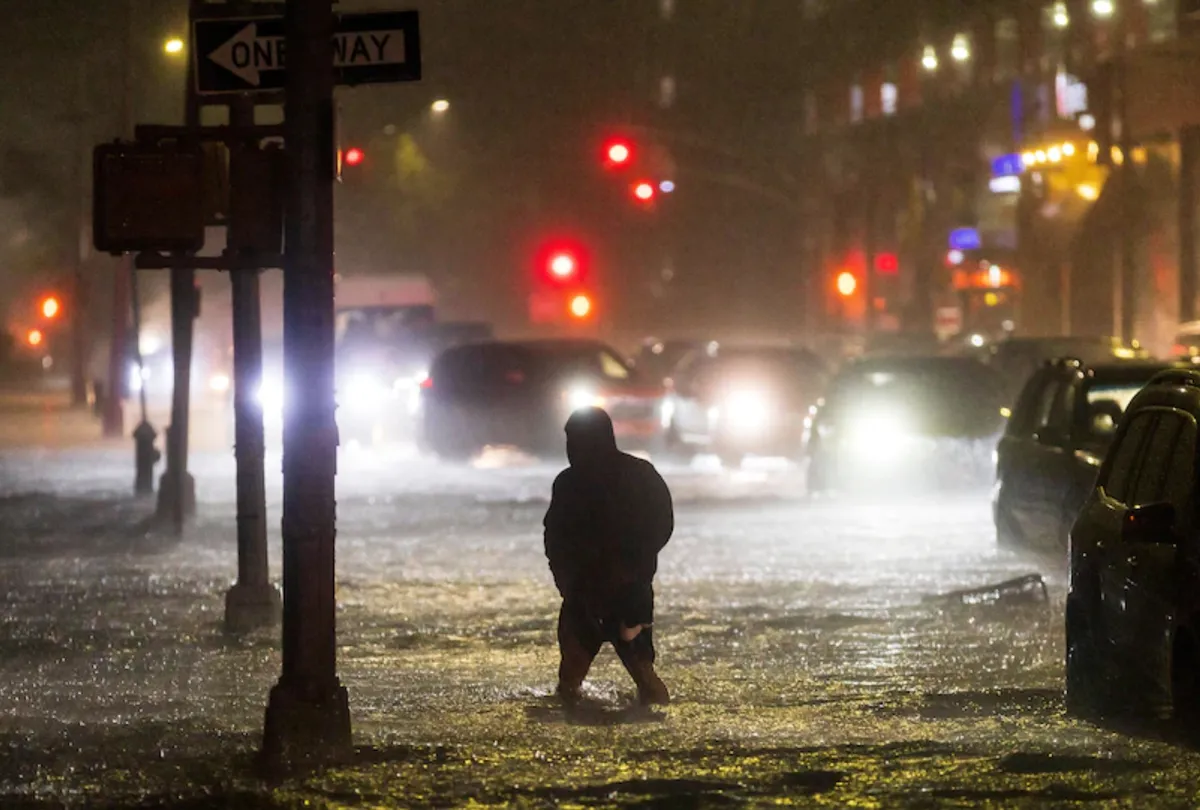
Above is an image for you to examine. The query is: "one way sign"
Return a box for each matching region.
[193,10,421,95]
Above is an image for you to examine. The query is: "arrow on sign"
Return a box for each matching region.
[207,22,409,87]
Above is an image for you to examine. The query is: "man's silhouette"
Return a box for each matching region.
[543,407,674,705]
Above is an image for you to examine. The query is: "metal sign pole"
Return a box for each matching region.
[261,0,351,771]
[225,91,280,633]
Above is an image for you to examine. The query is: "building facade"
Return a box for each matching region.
[797,0,1192,351]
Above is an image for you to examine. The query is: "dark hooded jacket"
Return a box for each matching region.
[543,408,674,614]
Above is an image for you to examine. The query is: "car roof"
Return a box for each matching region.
[845,354,994,373]
[1128,368,1200,412]
[1086,360,1199,382]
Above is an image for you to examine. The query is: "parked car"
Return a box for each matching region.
[806,355,1006,493]
[994,359,1193,555]
[419,339,663,459]
[662,344,827,467]
[1066,367,1200,723]
[984,336,1149,402]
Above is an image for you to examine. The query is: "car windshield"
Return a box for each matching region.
[826,360,1005,437]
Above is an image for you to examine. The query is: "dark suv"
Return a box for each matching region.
[994,359,1188,555]
[419,339,663,459]
[1066,368,1200,722]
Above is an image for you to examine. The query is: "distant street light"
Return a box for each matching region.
[431,99,450,113]
[164,37,185,55]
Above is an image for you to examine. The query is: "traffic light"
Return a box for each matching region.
[537,241,587,285]
[27,329,43,347]
[633,181,656,202]
[343,147,364,167]
[40,296,60,319]
[548,252,578,281]
[836,271,858,297]
[603,139,633,168]
[874,253,899,275]
[568,293,593,319]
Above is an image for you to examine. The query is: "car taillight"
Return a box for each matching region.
[419,376,433,390]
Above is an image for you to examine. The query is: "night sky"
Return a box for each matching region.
[0,0,810,344]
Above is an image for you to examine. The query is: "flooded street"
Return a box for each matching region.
[2,446,1199,806]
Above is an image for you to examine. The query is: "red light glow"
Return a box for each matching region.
[343,147,364,167]
[633,182,655,201]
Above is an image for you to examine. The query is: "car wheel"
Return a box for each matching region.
[1065,600,1105,717]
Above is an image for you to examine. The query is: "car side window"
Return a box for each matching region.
[1102,412,1156,504]
[1008,372,1054,437]
[1034,381,1062,434]
[599,351,631,381]
[1130,413,1194,509]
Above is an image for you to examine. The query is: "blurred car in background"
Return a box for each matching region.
[983,336,1149,402]
[1066,367,1200,721]
[662,344,827,467]
[994,358,1194,555]
[632,338,714,386]
[805,356,1007,494]
[1171,321,1200,358]
[419,339,663,459]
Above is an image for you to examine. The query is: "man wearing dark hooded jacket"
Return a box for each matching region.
[543,406,674,706]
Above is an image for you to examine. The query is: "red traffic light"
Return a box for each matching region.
[633,181,655,202]
[549,252,578,280]
[607,142,631,164]
[40,296,61,319]
[836,271,858,297]
[604,139,633,167]
[343,147,364,167]
[874,253,899,274]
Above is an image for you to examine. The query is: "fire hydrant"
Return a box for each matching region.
[133,420,160,496]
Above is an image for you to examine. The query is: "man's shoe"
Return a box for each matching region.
[556,682,584,706]
[637,670,670,706]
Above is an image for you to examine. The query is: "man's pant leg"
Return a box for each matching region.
[613,625,670,706]
[557,599,602,698]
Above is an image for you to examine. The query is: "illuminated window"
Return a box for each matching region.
[881,82,898,116]
[659,75,676,108]
[995,18,1020,81]
[849,82,864,123]
[1145,0,1177,42]
[1042,3,1069,68]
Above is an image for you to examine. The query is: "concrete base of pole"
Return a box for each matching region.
[224,581,281,634]
[155,471,197,521]
[260,679,352,774]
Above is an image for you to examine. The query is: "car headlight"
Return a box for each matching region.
[721,389,773,432]
[564,385,606,413]
[257,380,284,417]
[343,374,387,405]
[660,398,676,428]
[128,364,148,393]
[844,412,914,459]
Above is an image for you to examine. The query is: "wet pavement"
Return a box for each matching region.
[2,442,1200,807]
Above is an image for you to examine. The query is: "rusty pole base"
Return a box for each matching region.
[155,470,197,522]
[259,679,352,775]
[223,581,281,634]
